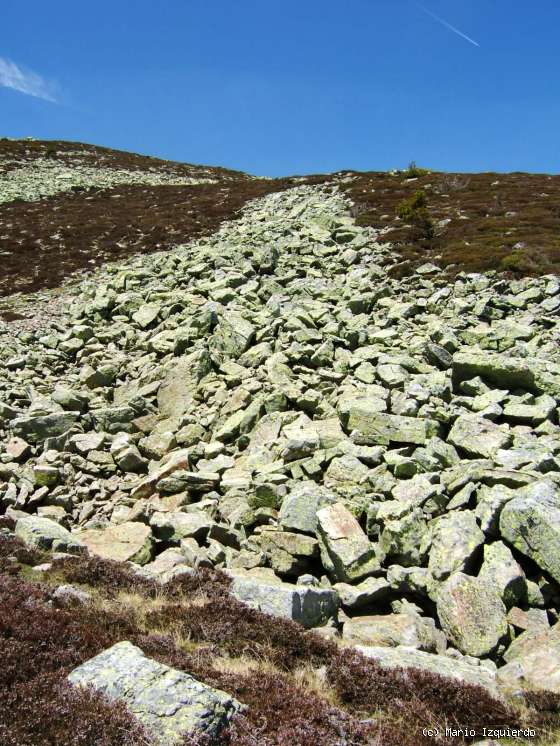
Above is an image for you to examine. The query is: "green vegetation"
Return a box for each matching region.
[397,189,434,246]
[403,161,431,179]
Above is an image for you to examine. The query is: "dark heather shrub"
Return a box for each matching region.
[0,673,151,746]
[50,553,160,597]
[184,672,377,746]
[0,532,48,574]
[145,595,337,671]
[327,649,523,741]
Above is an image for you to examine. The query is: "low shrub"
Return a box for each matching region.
[397,190,434,247]
[145,595,337,671]
[404,161,430,179]
[50,553,160,598]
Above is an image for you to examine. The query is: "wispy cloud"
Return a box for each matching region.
[418,4,480,47]
[0,56,58,102]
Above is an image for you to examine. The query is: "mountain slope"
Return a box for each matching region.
[1,141,560,745]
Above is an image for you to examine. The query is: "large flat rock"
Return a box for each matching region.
[227,569,338,628]
[68,641,241,744]
[452,350,560,397]
[77,521,153,565]
[347,412,441,446]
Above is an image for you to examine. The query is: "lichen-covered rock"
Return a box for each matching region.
[11,412,79,444]
[77,522,153,565]
[428,511,484,580]
[130,449,191,500]
[436,572,507,657]
[379,508,431,567]
[210,313,255,361]
[333,577,391,610]
[452,350,560,397]
[478,541,526,608]
[68,641,241,744]
[497,625,560,693]
[347,412,441,446]
[228,569,338,628]
[316,502,380,583]
[343,612,445,653]
[15,515,83,553]
[499,481,560,584]
[150,511,213,543]
[447,415,511,458]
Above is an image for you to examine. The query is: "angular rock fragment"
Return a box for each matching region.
[428,511,484,580]
[130,449,191,500]
[497,625,560,693]
[316,502,380,582]
[68,641,241,744]
[343,612,445,652]
[499,481,560,584]
[150,510,213,543]
[15,515,83,553]
[448,415,511,459]
[278,481,337,535]
[228,569,338,628]
[11,412,79,444]
[436,572,507,657]
[77,522,153,565]
[347,412,441,446]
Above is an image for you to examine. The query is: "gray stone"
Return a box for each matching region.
[77,522,153,565]
[497,625,560,693]
[452,350,560,397]
[499,481,560,584]
[15,515,83,553]
[278,481,337,535]
[316,502,380,582]
[436,572,507,657]
[343,613,445,653]
[150,511,213,543]
[478,541,526,608]
[11,412,79,444]
[68,641,241,744]
[379,508,431,567]
[348,412,441,446]
[228,569,338,628]
[428,511,484,580]
[448,415,512,459]
[333,577,391,610]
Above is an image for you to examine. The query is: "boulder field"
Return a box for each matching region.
[3,181,560,704]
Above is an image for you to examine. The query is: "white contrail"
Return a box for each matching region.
[418,4,480,47]
[0,56,57,101]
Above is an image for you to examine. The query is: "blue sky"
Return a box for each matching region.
[1,1,559,176]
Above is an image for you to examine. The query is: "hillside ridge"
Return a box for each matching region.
[1,140,560,745]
